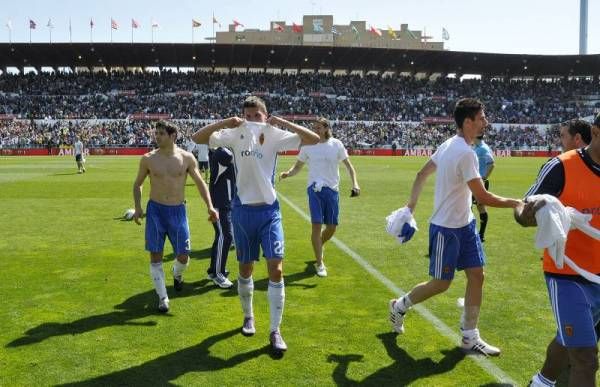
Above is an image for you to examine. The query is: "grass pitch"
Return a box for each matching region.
[0,155,556,386]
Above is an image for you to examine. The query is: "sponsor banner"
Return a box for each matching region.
[423,116,454,124]
[1,147,150,156]
[175,91,193,96]
[2,148,559,157]
[128,113,171,120]
[0,114,16,120]
[118,90,137,96]
[309,92,325,97]
[280,114,318,121]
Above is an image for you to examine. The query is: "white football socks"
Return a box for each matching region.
[268,280,285,333]
[150,262,167,300]
[396,295,413,314]
[238,275,254,318]
[172,258,189,279]
[529,373,556,387]
[461,305,480,331]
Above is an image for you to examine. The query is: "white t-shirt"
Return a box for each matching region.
[429,135,481,228]
[297,138,348,191]
[196,144,209,162]
[74,141,84,156]
[209,122,301,205]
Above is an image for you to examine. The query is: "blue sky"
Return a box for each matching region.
[1,0,598,55]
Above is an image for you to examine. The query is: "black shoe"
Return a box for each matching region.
[174,276,184,292]
[479,235,485,243]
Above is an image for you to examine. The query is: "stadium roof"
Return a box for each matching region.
[1,43,599,77]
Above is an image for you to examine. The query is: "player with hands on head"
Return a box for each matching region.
[191,96,319,355]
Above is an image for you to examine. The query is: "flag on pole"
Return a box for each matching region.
[272,22,284,32]
[192,19,201,28]
[29,19,36,29]
[369,26,382,37]
[111,18,118,30]
[442,27,450,40]
[212,16,221,28]
[387,26,397,39]
[47,18,54,29]
[406,29,417,39]
[132,19,140,29]
[90,18,94,28]
[233,19,243,29]
[351,25,359,36]
[151,19,159,28]
[292,22,303,33]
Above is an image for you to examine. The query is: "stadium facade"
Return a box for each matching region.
[215,15,444,50]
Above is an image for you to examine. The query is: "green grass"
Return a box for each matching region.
[0,155,556,386]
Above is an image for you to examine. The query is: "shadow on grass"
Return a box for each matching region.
[52,172,80,176]
[6,261,319,348]
[5,278,233,348]
[163,247,213,263]
[57,328,271,386]
[327,332,467,386]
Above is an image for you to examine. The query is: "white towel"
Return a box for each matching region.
[385,207,418,244]
[528,194,600,283]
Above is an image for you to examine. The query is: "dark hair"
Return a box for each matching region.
[155,120,178,137]
[242,96,267,114]
[563,119,591,145]
[454,98,484,129]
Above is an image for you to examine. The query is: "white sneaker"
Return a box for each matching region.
[388,299,405,334]
[315,263,328,277]
[461,329,501,356]
[213,274,233,289]
[158,297,170,313]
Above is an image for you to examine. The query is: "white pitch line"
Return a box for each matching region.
[277,192,517,386]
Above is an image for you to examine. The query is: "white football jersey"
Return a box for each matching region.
[74,141,84,155]
[209,122,301,205]
[196,143,209,162]
[297,138,348,191]
[429,135,480,228]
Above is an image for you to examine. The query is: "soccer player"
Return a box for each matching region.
[472,135,495,242]
[74,138,86,174]
[388,98,522,356]
[279,117,360,277]
[206,147,236,289]
[559,119,591,152]
[191,96,320,355]
[133,120,218,313]
[196,143,210,181]
[524,116,599,387]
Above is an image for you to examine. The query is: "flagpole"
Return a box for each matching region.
[110,18,113,43]
[192,24,194,44]
[29,27,31,44]
[212,12,215,43]
[49,27,52,44]
[131,22,133,44]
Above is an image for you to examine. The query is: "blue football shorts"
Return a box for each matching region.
[545,275,600,347]
[145,200,191,255]
[307,183,340,225]
[231,200,285,263]
[428,219,485,280]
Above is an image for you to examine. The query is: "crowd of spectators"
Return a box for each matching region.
[0,71,598,123]
[0,118,559,151]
